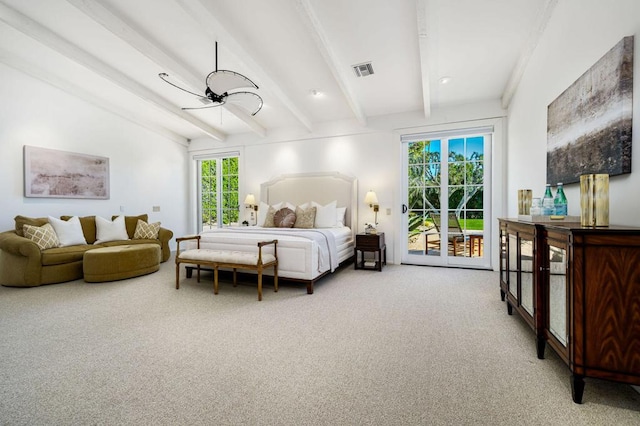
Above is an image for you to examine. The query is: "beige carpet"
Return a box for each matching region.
[0,257,638,425]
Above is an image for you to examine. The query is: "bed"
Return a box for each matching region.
[189,172,357,294]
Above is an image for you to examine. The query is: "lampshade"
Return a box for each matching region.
[364,191,378,205]
[244,193,256,206]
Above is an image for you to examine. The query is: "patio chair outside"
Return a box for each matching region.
[428,211,466,256]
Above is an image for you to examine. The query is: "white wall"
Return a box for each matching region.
[0,63,190,247]
[190,126,399,259]
[189,100,507,266]
[507,0,640,224]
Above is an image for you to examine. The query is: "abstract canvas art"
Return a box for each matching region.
[547,36,633,185]
[24,145,110,199]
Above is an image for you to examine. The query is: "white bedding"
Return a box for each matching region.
[191,226,353,281]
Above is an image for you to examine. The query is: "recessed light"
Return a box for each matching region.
[310,89,323,97]
[439,76,452,85]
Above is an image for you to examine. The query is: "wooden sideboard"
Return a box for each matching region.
[499,218,640,404]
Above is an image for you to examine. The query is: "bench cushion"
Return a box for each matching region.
[178,249,276,266]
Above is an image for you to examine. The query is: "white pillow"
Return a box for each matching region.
[48,216,88,247]
[95,215,129,244]
[257,201,283,226]
[312,200,337,228]
[336,207,347,227]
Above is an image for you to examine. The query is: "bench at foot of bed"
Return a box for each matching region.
[175,235,278,301]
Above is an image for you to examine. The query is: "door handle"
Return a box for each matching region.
[402,204,408,214]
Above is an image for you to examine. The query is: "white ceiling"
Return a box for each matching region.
[0,0,554,144]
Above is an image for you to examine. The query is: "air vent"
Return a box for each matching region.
[352,62,374,77]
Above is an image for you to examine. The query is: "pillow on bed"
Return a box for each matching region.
[312,200,337,228]
[263,206,278,228]
[294,206,316,229]
[257,202,282,227]
[274,207,296,228]
[336,207,347,227]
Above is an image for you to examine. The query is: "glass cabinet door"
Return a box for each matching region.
[547,243,568,346]
[500,226,508,299]
[508,234,518,299]
[520,236,534,316]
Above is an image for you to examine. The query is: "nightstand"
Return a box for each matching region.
[354,232,386,271]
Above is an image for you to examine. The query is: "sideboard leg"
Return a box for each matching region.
[500,289,505,301]
[507,301,513,315]
[571,374,585,404]
[536,336,546,359]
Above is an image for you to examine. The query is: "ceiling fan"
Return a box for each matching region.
[159,42,263,116]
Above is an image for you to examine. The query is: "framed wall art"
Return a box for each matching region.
[24,145,110,199]
[547,36,633,185]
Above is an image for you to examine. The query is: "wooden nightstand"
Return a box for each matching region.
[354,232,386,271]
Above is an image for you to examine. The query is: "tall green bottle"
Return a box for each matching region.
[554,182,567,215]
[542,184,554,215]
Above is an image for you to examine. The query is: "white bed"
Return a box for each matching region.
[189,172,357,294]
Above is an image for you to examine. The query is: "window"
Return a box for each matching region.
[198,154,239,232]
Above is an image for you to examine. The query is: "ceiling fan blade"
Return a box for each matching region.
[225,91,263,116]
[181,100,225,111]
[206,70,258,95]
[158,73,202,97]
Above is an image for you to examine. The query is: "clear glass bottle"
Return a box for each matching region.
[542,184,555,215]
[530,198,542,215]
[554,182,568,215]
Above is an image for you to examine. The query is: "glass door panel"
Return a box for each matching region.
[402,131,491,268]
[198,156,239,232]
[520,238,534,316]
[500,228,508,284]
[548,244,568,346]
[508,234,518,299]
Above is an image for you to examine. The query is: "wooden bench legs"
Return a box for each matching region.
[175,236,278,301]
[178,263,278,301]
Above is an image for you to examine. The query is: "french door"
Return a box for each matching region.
[197,154,239,232]
[401,128,492,268]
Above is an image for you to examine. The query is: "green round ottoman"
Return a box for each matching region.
[83,243,161,283]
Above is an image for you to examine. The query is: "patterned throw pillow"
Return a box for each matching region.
[23,223,60,250]
[294,206,316,229]
[273,208,296,228]
[133,220,161,239]
[262,206,277,228]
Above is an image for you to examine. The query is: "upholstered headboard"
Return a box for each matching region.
[260,172,358,232]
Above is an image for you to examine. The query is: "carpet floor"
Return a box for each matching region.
[0,257,639,425]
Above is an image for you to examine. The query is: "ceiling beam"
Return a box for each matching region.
[65,0,249,138]
[501,0,558,109]
[175,0,313,133]
[0,49,189,146]
[416,0,431,119]
[294,0,367,126]
[0,1,226,141]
